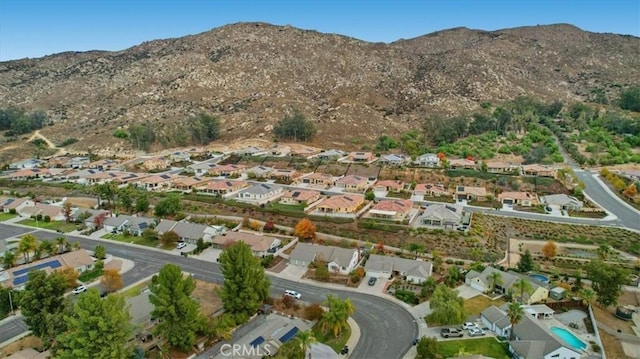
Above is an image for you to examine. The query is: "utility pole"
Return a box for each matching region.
[8,289,15,316]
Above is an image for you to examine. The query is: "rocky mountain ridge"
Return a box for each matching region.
[0,22,638,158]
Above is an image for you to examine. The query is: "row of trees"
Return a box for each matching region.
[123,113,222,151]
[0,107,47,136]
[3,234,77,269]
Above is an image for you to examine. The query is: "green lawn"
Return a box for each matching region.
[78,268,103,283]
[17,219,78,232]
[464,295,506,316]
[121,281,151,298]
[437,338,510,359]
[101,233,159,248]
[0,213,17,221]
[312,322,350,353]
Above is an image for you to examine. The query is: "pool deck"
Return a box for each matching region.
[547,311,596,353]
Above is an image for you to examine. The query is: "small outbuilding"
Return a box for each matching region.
[549,287,566,300]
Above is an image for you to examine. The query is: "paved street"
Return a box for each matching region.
[0,224,417,359]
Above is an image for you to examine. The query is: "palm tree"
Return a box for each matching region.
[579,288,596,307]
[512,278,534,304]
[320,295,355,338]
[55,236,66,254]
[506,302,524,341]
[296,330,317,359]
[38,240,54,258]
[2,251,16,269]
[488,271,503,295]
[18,234,38,263]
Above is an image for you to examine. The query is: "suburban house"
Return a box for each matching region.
[269,144,291,156]
[169,151,191,162]
[315,194,365,214]
[237,184,283,203]
[155,219,221,244]
[541,194,584,211]
[188,161,220,176]
[9,158,42,169]
[208,164,247,177]
[302,172,336,188]
[65,156,91,169]
[521,164,556,178]
[334,175,369,192]
[449,158,477,170]
[346,151,375,163]
[379,154,409,166]
[4,168,52,180]
[246,165,274,179]
[85,171,147,186]
[2,197,35,213]
[141,157,171,171]
[269,169,301,183]
[455,186,488,201]
[315,149,346,161]
[373,180,406,193]
[103,215,155,236]
[235,146,269,157]
[81,209,112,230]
[419,204,464,228]
[211,231,280,257]
[17,202,67,221]
[499,192,538,207]
[365,254,433,284]
[279,189,322,206]
[47,156,70,168]
[414,153,440,168]
[171,176,209,192]
[289,243,360,275]
[509,316,583,359]
[366,199,413,221]
[289,146,320,158]
[485,160,518,174]
[2,250,95,289]
[196,180,248,196]
[414,183,450,197]
[465,267,549,304]
[87,159,121,171]
[136,174,184,191]
[480,306,513,338]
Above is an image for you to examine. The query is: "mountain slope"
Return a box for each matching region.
[0,22,638,157]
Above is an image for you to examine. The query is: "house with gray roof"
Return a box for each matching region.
[235,146,269,157]
[379,154,409,166]
[9,158,42,169]
[155,219,220,244]
[480,306,512,337]
[418,204,464,228]
[465,267,549,304]
[237,184,283,204]
[103,215,155,236]
[365,254,433,284]
[246,165,275,179]
[414,153,440,168]
[510,316,582,359]
[315,149,346,161]
[289,243,360,275]
[541,194,584,211]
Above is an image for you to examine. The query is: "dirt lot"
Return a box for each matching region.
[192,280,223,317]
[592,290,640,359]
[0,336,43,357]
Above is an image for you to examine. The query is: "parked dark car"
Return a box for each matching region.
[368,277,377,286]
[340,345,349,355]
[440,328,464,338]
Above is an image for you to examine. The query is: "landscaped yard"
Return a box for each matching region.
[464,295,506,316]
[0,213,17,221]
[312,322,350,353]
[78,268,103,283]
[437,337,510,359]
[121,281,151,298]
[17,219,78,232]
[101,233,159,248]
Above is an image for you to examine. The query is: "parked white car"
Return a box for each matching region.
[461,322,478,330]
[72,285,87,294]
[177,242,187,250]
[284,290,302,299]
[468,328,486,337]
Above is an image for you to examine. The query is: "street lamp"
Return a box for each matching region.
[8,289,15,316]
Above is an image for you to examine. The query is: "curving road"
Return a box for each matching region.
[0,224,417,359]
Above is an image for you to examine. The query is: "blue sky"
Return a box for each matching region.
[1,0,638,61]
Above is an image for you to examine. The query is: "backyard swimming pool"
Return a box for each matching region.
[551,326,587,350]
[529,273,549,283]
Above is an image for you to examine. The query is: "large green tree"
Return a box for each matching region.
[219,242,270,323]
[586,260,629,307]
[428,284,465,325]
[320,295,355,338]
[154,194,182,217]
[149,264,206,351]
[18,234,38,263]
[506,302,524,341]
[512,278,534,304]
[20,270,69,344]
[273,109,316,142]
[416,337,440,359]
[55,289,134,358]
[517,249,535,273]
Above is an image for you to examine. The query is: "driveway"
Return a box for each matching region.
[455,285,482,299]
[196,247,222,262]
[357,276,390,296]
